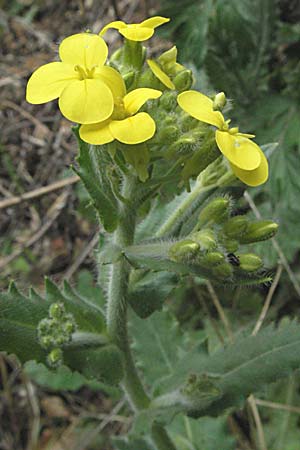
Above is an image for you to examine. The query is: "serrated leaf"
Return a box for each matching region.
[129,270,177,318]
[73,127,119,232]
[0,281,124,385]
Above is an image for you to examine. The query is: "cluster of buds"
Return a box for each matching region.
[37,303,77,367]
[168,197,278,282]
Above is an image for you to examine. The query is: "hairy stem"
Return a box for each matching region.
[105,174,177,450]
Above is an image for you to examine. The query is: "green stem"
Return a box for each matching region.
[155,182,218,238]
[105,174,177,450]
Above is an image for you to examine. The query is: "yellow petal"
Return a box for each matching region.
[140,16,170,29]
[59,33,108,68]
[215,131,261,170]
[58,78,113,124]
[79,120,114,145]
[119,25,154,41]
[124,88,162,115]
[95,66,126,100]
[26,62,78,104]
[99,20,126,36]
[109,112,156,144]
[147,60,175,90]
[230,147,268,186]
[177,91,225,128]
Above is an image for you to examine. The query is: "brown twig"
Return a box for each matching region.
[206,280,234,343]
[252,264,283,336]
[255,398,300,415]
[248,395,268,450]
[0,175,79,210]
[63,232,99,280]
[0,191,69,270]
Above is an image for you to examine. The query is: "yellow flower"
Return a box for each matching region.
[80,73,162,145]
[99,16,170,42]
[177,91,268,186]
[26,33,122,124]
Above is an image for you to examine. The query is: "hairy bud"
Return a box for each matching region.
[212,262,233,280]
[238,253,263,272]
[213,92,226,111]
[190,230,217,251]
[239,221,278,244]
[173,69,194,92]
[197,197,230,229]
[223,215,249,238]
[169,239,200,262]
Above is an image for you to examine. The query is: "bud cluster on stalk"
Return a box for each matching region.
[37,302,77,367]
[168,196,278,282]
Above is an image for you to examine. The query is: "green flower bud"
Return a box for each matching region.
[219,236,239,252]
[158,46,178,65]
[169,239,200,262]
[49,302,65,320]
[159,125,180,141]
[238,253,263,272]
[223,215,249,238]
[198,251,225,267]
[173,69,194,92]
[197,197,230,228]
[47,348,63,368]
[239,221,278,244]
[212,262,233,280]
[190,230,217,251]
[159,91,178,111]
[213,92,226,111]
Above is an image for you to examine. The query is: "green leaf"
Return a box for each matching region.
[128,270,177,318]
[168,414,236,450]
[112,437,155,450]
[73,127,119,232]
[121,143,150,182]
[0,280,124,385]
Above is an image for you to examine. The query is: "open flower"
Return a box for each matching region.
[80,73,162,145]
[177,91,268,186]
[26,33,122,124]
[99,16,170,42]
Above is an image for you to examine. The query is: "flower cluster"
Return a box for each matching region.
[26,16,269,187]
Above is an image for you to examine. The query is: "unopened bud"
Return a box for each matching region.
[47,348,63,368]
[173,69,194,92]
[220,236,239,253]
[239,221,278,244]
[197,197,230,228]
[190,230,217,251]
[158,46,178,65]
[213,92,226,111]
[169,239,200,262]
[49,302,65,320]
[198,251,225,267]
[238,254,263,272]
[159,91,178,111]
[223,215,249,238]
[159,125,180,141]
[212,262,233,280]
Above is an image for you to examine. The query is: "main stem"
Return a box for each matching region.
[105,174,177,450]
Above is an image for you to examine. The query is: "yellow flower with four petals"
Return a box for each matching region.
[100,16,170,42]
[26,33,122,124]
[177,91,268,186]
[80,72,161,145]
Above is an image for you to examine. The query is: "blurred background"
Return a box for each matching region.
[0,0,300,449]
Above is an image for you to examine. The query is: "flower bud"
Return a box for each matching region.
[238,253,263,272]
[197,197,230,228]
[159,91,178,111]
[223,215,249,238]
[169,239,200,262]
[197,251,225,267]
[173,69,194,92]
[213,92,226,111]
[49,302,65,320]
[212,262,233,280]
[190,230,217,251]
[47,348,63,368]
[220,236,239,252]
[239,221,278,244]
[158,46,178,65]
[159,125,180,141]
